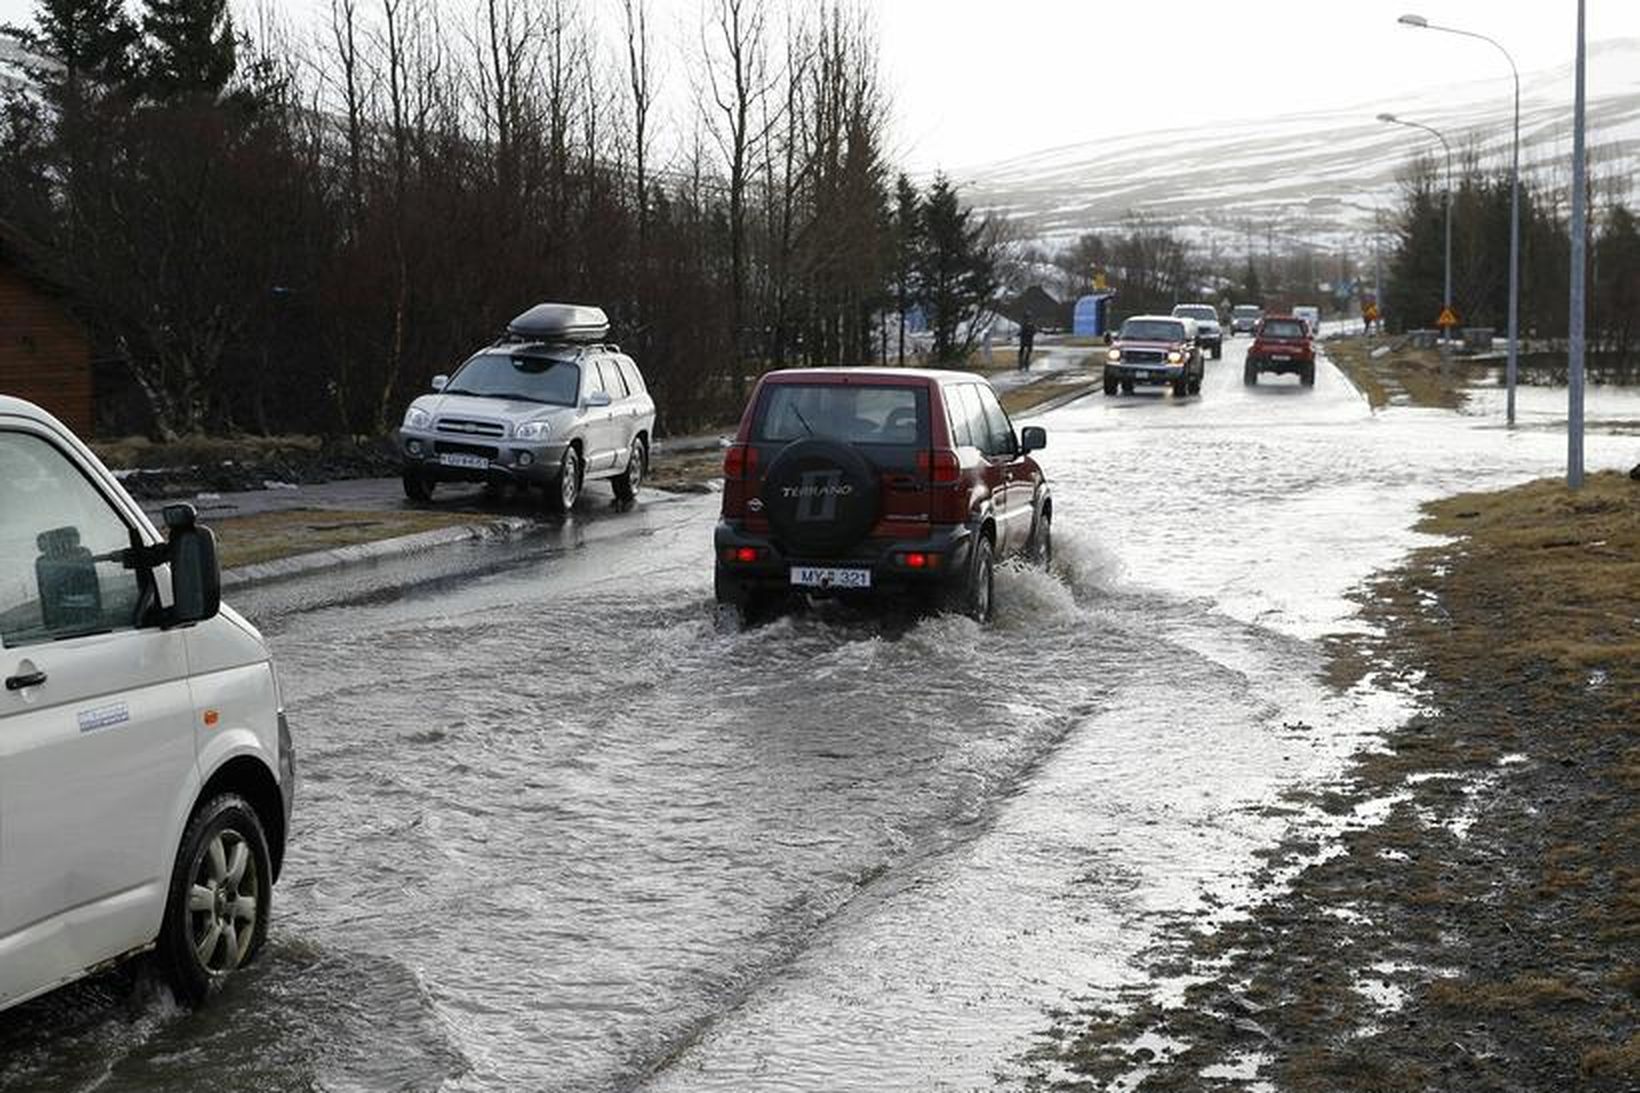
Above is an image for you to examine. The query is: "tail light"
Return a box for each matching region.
[724,443,758,481]
[917,449,960,486]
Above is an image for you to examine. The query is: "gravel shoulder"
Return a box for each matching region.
[1031,471,1640,1091]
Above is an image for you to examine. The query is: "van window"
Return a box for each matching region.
[0,432,146,648]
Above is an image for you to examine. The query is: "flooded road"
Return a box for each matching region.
[2,340,1633,1091]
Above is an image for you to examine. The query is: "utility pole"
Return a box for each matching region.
[1568,0,1587,488]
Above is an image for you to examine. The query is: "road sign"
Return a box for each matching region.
[1437,305,1459,328]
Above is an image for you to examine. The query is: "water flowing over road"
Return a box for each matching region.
[2,340,1632,1092]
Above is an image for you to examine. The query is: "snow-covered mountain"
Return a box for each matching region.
[957,39,1640,255]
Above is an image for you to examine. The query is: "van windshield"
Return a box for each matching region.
[754,384,929,446]
[445,353,580,405]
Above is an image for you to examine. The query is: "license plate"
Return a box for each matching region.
[790,566,871,590]
[1272,354,1291,362]
[439,453,489,469]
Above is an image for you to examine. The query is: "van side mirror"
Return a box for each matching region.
[1103,331,1114,345]
[1019,426,1048,454]
[431,374,448,392]
[163,504,220,627]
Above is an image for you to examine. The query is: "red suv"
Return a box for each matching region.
[714,369,1053,622]
[1244,315,1317,386]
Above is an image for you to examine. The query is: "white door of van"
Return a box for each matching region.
[0,426,196,1009]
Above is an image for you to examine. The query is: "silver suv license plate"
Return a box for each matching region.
[790,566,871,590]
[439,453,489,469]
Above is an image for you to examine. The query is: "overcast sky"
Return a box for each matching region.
[3,0,1636,172]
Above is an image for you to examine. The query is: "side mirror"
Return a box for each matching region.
[431,374,448,392]
[586,390,613,409]
[163,505,220,627]
[1102,331,1114,345]
[1019,426,1048,454]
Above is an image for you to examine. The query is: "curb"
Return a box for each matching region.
[1015,378,1104,416]
[220,516,535,591]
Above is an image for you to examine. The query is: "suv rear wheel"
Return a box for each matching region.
[944,535,994,622]
[613,437,646,502]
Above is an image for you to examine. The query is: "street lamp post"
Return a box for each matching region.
[1569,0,1587,487]
[1379,112,1453,338]
[1399,14,1522,426]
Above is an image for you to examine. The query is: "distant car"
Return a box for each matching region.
[1292,306,1322,337]
[714,368,1052,623]
[1103,315,1205,397]
[1230,304,1263,335]
[397,304,656,512]
[1172,304,1223,359]
[1245,315,1317,387]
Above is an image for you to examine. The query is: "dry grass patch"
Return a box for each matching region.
[210,507,481,569]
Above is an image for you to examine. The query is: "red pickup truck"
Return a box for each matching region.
[1244,315,1316,387]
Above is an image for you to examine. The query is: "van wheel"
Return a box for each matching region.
[157,794,272,1006]
[403,472,434,503]
[612,438,646,503]
[947,536,994,622]
[546,447,581,513]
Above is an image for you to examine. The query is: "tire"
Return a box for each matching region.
[1188,377,1202,395]
[612,437,646,503]
[1302,365,1316,387]
[1173,377,1189,398]
[545,445,581,513]
[1244,362,1258,386]
[156,794,273,1006]
[715,567,776,625]
[402,471,433,503]
[1121,379,1135,395]
[1028,509,1053,569]
[1211,344,1222,361]
[946,535,994,622]
[1103,372,1119,396]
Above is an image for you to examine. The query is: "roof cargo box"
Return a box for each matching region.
[505,303,610,344]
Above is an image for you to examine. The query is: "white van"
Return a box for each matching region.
[0,396,293,1012]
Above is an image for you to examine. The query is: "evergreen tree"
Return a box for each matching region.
[892,174,921,365]
[140,0,235,98]
[916,174,996,362]
[27,0,137,85]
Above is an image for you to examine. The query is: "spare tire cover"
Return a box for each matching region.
[760,438,881,555]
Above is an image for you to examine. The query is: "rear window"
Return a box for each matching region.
[1261,320,1307,339]
[1173,306,1216,322]
[1120,319,1187,342]
[753,384,929,446]
[1233,306,1262,317]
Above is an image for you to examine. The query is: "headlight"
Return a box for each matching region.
[403,406,431,429]
[1106,348,1121,363]
[1167,350,1183,364]
[515,420,552,440]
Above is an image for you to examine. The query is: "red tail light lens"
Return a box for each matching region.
[917,449,961,485]
[722,546,763,564]
[724,444,758,481]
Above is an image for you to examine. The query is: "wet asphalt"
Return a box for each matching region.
[2,339,1635,1092]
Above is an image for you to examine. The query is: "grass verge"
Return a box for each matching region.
[1029,471,1640,1091]
[1326,336,1492,410]
[212,508,482,570]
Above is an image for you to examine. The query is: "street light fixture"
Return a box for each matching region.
[1399,12,1522,427]
[1379,112,1454,338]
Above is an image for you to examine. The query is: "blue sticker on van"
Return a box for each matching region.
[77,703,130,733]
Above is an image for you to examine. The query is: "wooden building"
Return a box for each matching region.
[0,224,93,435]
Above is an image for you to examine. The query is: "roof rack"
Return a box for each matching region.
[500,303,610,345]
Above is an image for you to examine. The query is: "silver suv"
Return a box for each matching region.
[398,304,657,512]
[1171,303,1223,359]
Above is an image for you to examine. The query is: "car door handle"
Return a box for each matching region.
[5,670,46,691]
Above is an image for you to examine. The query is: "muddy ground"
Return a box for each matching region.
[1030,471,1639,1091]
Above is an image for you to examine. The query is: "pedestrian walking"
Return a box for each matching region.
[1018,312,1036,371]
